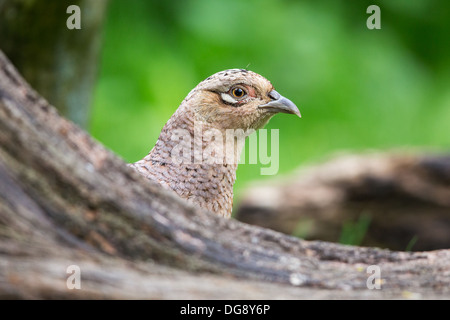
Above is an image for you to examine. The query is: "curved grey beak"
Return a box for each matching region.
[259,90,301,118]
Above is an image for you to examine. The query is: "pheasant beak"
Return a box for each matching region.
[259,90,301,118]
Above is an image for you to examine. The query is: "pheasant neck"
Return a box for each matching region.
[140,109,245,217]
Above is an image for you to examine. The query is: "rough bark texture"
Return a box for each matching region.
[0,51,449,299]
[0,0,108,128]
[236,153,450,252]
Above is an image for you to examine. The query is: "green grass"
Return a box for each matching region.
[405,235,419,252]
[339,213,372,246]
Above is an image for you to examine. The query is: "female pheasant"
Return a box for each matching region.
[130,69,300,218]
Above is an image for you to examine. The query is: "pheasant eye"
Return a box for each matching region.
[231,87,245,98]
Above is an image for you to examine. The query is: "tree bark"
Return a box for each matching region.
[0,0,108,128]
[0,50,449,299]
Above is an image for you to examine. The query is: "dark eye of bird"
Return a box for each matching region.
[232,87,245,98]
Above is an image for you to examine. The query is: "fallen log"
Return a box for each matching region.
[236,153,450,251]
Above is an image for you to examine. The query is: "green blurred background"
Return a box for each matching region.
[90,0,450,205]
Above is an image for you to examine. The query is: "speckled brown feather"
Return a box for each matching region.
[130,69,286,218]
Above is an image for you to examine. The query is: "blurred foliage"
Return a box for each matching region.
[91,0,450,202]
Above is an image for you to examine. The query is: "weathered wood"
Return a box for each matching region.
[236,153,450,251]
[0,50,449,299]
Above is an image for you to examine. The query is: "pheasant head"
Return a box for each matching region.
[130,69,300,218]
[186,69,300,131]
